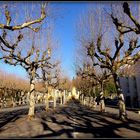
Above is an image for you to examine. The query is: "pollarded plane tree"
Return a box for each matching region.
[76,63,95,106]
[39,61,60,110]
[0,3,52,119]
[0,71,15,107]
[65,79,74,102]
[0,32,53,119]
[74,52,92,104]
[77,62,111,111]
[55,72,72,104]
[110,2,140,78]
[61,77,72,93]
[76,64,92,104]
[109,1,140,119]
[73,73,84,102]
[75,4,112,106]
[74,48,96,104]
[0,71,29,107]
[40,60,62,107]
[86,21,140,120]
[89,66,111,112]
[74,2,139,119]
[82,63,110,95]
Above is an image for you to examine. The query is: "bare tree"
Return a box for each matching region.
[0,3,53,119]
[0,33,54,118]
[76,62,111,111]
[75,2,140,120]
[40,61,60,110]
[86,27,140,120]
[0,70,30,107]
[75,5,111,109]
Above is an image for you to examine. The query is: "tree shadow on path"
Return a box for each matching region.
[34,99,140,138]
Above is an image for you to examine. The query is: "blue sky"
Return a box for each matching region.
[52,2,89,80]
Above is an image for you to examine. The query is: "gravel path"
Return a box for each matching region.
[0,99,139,138]
[95,105,140,121]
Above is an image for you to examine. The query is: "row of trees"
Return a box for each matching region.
[0,70,29,91]
[74,2,140,121]
[0,2,73,119]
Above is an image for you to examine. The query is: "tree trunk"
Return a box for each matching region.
[81,94,84,104]
[22,96,26,105]
[28,69,36,119]
[60,94,63,105]
[93,87,97,109]
[65,90,67,103]
[45,94,49,111]
[3,98,7,108]
[90,97,93,107]
[99,81,105,112]
[78,91,81,100]
[19,98,21,105]
[11,97,16,107]
[88,96,90,107]
[45,82,49,111]
[88,97,90,107]
[93,97,97,109]
[53,89,56,109]
[113,73,127,120]
[63,90,66,104]
[83,97,86,105]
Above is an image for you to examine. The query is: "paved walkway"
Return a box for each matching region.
[0,99,139,138]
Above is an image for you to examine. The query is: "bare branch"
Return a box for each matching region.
[0,4,47,32]
[123,2,140,31]
[5,6,11,26]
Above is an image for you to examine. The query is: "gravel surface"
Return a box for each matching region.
[0,99,139,138]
